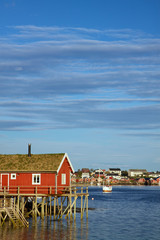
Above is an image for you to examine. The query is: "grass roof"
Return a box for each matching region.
[0,153,65,172]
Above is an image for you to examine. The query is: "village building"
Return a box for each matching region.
[94,169,105,177]
[108,168,121,176]
[148,172,160,178]
[81,168,90,179]
[106,173,121,180]
[128,169,147,177]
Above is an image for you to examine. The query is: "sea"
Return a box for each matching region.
[0,185,160,240]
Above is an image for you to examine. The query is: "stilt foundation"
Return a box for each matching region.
[0,186,89,227]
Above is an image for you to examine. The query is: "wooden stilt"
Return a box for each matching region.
[50,196,52,217]
[35,187,37,220]
[81,187,83,219]
[21,197,25,215]
[60,197,63,217]
[17,187,20,211]
[49,187,52,217]
[14,197,16,209]
[45,197,48,216]
[74,187,76,221]
[86,187,88,218]
[0,185,89,226]
[53,197,56,220]
[69,187,72,221]
[41,197,45,219]
[32,198,35,218]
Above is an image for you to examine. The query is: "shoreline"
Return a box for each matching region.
[72,183,160,187]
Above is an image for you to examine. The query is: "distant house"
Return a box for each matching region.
[95,169,105,178]
[0,151,74,194]
[150,178,158,185]
[108,168,121,176]
[137,178,145,184]
[128,169,147,177]
[156,177,160,185]
[81,168,90,179]
[148,172,160,178]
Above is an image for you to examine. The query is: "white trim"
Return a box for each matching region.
[57,153,74,174]
[32,174,41,185]
[11,173,16,180]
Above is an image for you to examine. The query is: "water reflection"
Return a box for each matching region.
[0,216,89,240]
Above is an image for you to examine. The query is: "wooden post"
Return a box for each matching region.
[70,187,73,221]
[86,187,88,219]
[17,187,20,211]
[81,187,83,219]
[50,187,52,217]
[41,197,45,219]
[32,198,35,218]
[53,197,56,220]
[60,197,63,217]
[45,197,48,216]
[14,197,16,209]
[21,197,25,215]
[66,196,69,219]
[35,187,37,220]
[74,187,76,221]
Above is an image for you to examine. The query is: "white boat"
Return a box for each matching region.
[103,185,112,192]
[103,185,112,193]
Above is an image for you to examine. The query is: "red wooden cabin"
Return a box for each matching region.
[0,152,74,195]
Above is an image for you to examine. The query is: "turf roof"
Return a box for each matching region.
[0,153,65,172]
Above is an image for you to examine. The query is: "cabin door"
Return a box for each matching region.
[2,174,9,190]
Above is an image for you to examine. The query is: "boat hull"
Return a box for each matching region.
[103,186,112,193]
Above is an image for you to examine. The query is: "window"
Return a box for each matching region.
[61,174,66,185]
[32,174,41,185]
[11,173,16,180]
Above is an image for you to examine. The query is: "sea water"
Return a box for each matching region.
[0,185,160,240]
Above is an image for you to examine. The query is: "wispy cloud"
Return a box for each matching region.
[0,26,160,132]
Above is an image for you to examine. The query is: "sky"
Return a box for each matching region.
[0,0,160,171]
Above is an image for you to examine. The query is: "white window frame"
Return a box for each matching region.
[61,174,66,185]
[11,173,16,180]
[32,174,41,185]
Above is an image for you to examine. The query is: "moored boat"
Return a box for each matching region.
[103,185,112,193]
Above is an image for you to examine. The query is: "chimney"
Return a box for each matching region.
[28,144,31,157]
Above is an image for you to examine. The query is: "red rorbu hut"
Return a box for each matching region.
[0,148,74,195]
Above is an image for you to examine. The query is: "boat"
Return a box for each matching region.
[103,185,112,193]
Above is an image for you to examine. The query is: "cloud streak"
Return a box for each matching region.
[0,26,160,132]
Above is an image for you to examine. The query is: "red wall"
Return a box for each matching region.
[5,173,55,194]
[9,173,55,186]
[57,157,72,187]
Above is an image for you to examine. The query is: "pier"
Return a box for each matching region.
[0,185,89,227]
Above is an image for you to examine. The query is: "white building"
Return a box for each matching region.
[128,169,147,177]
[108,168,121,176]
[82,172,90,179]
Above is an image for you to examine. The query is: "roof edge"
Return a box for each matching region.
[57,153,74,173]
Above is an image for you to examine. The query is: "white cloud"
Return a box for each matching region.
[0,26,160,132]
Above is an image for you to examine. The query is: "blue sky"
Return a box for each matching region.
[0,0,160,171]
